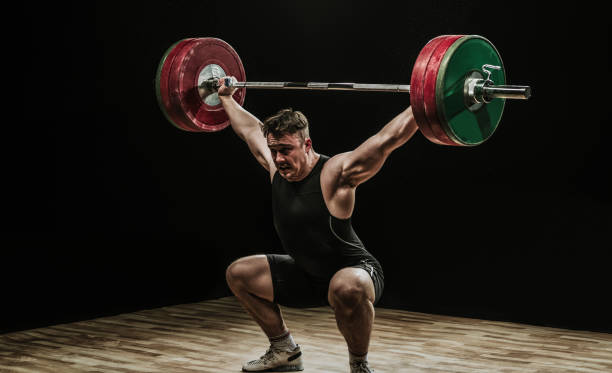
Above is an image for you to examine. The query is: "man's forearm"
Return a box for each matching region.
[377,107,418,154]
[220,96,262,142]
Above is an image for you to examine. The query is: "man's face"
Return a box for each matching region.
[267,132,311,182]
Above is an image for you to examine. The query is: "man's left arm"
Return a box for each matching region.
[335,106,418,188]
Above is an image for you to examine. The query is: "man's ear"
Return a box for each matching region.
[304,138,312,153]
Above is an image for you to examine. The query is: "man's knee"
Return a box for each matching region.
[329,275,371,310]
[226,255,271,293]
[226,259,250,288]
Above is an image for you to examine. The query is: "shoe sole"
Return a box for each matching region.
[242,364,304,372]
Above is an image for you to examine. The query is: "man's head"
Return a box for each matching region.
[262,108,313,181]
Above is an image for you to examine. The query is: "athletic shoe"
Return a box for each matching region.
[242,345,303,372]
[350,360,374,373]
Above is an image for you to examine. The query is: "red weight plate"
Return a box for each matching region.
[423,35,464,146]
[171,38,246,132]
[162,39,202,132]
[158,38,198,131]
[410,36,448,145]
[167,38,208,132]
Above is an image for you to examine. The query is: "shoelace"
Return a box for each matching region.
[248,346,282,365]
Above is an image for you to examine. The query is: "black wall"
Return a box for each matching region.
[4,1,609,333]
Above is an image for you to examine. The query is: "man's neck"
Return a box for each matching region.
[293,150,320,182]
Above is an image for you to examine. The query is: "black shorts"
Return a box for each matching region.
[266,254,384,308]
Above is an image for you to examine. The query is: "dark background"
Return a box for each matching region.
[4,1,609,334]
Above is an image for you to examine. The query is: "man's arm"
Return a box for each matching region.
[218,78,276,178]
[333,106,418,188]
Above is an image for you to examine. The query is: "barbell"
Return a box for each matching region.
[155,35,531,146]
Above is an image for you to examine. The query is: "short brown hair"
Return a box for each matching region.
[262,108,310,142]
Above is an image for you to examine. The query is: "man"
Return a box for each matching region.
[219,77,418,373]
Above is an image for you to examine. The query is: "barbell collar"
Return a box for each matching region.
[467,77,532,104]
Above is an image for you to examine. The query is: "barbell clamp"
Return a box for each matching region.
[466,65,531,105]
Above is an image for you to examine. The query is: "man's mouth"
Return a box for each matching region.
[278,164,291,171]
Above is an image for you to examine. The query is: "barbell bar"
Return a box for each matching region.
[201,77,530,100]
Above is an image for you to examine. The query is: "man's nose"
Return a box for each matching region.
[275,153,285,163]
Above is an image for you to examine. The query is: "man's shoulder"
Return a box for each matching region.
[320,152,352,187]
[321,152,348,168]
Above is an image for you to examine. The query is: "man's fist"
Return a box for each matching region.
[218,76,237,96]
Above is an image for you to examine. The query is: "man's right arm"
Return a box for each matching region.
[218,79,276,179]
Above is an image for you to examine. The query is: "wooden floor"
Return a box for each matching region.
[1,297,611,373]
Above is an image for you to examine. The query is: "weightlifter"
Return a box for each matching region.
[220,77,418,373]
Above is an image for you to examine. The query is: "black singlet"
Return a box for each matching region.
[271,154,380,279]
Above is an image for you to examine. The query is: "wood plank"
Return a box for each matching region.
[1,297,610,372]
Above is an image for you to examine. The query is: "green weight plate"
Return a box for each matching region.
[435,35,506,146]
